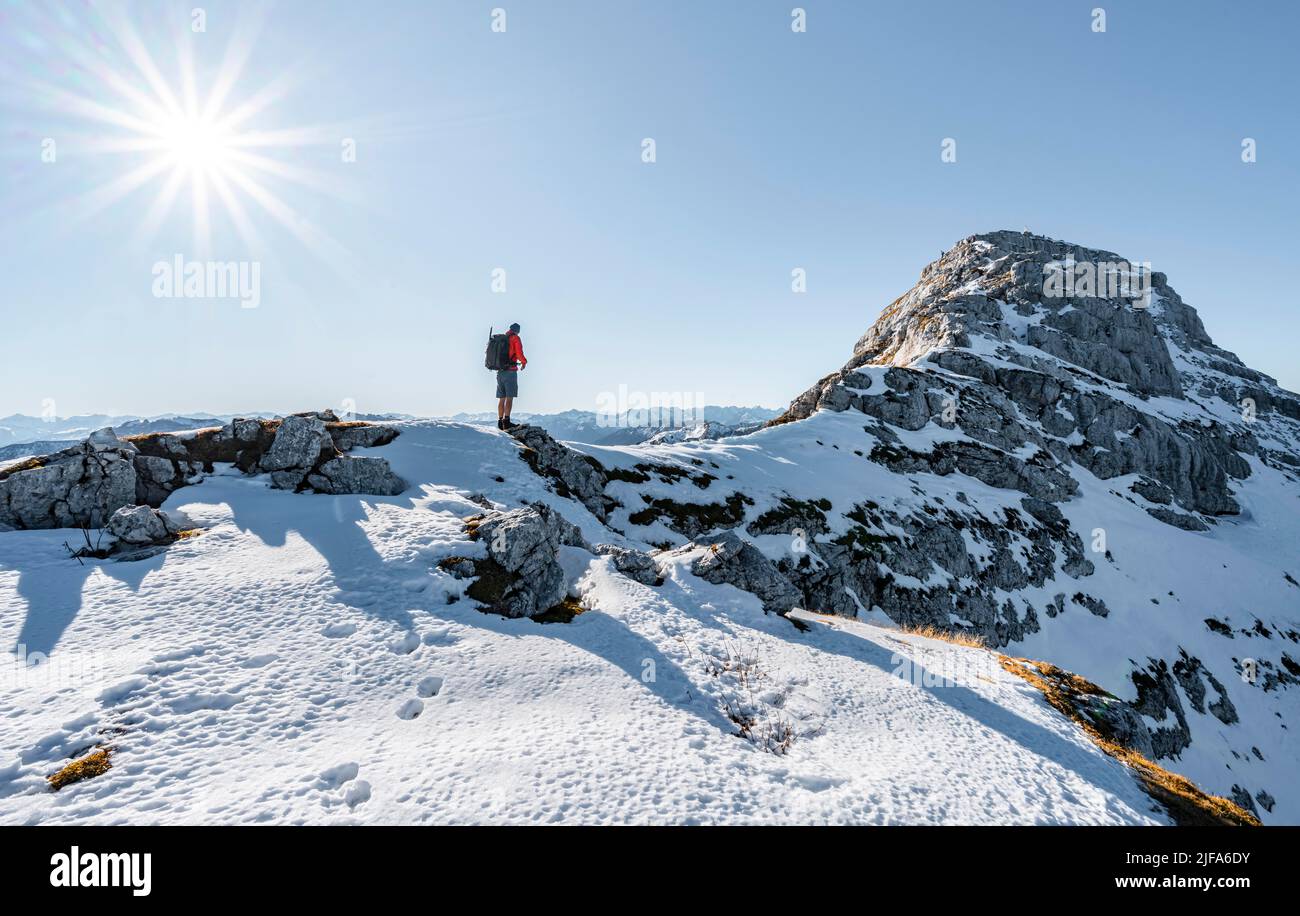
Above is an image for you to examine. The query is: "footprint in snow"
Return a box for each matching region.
[396,699,424,720]
[416,676,443,698]
[318,762,360,789]
[240,654,278,669]
[322,622,357,639]
[389,632,421,655]
[345,780,372,809]
[99,677,149,707]
[314,762,371,811]
[421,626,456,646]
[151,645,207,663]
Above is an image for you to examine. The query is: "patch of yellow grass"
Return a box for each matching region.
[532,596,585,625]
[864,342,902,366]
[896,623,987,649]
[174,528,202,540]
[0,456,45,479]
[999,656,1259,826]
[122,426,223,444]
[47,747,113,791]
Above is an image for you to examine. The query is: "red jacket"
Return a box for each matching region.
[507,332,527,370]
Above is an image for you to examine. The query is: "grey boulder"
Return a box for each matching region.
[0,429,138,530]
[306,456,406,496]
[594,543,661,585]
[106,505,183,546]
[465,503,572,618]
[258,415,333,473]
[329,423,400,452]
[678,530,801,616]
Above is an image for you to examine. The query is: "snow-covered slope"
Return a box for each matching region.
[2,420,1175,825]
[573,410,1296,821]
[577,230,1300,822]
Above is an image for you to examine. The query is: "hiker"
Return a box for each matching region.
[485,322,527,429]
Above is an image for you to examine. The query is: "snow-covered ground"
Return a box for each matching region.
[591,409,1300,821]
[0,421,1171,825]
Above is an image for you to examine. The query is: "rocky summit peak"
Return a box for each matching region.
[851,230,1197,396]
[777,230,1300,521]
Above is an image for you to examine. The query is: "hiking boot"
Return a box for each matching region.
[496,418,505,430]
[502,417,518,430]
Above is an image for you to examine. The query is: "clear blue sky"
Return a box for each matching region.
[2,0,1297,419]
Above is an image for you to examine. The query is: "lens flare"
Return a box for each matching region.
[1,3,357,267]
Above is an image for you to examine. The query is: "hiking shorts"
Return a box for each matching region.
[495,369,519,398]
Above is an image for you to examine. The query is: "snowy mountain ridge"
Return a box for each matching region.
[1,230,1295,824]
[0,418,1234,825]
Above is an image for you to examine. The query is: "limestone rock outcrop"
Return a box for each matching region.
[453,503,575,619]
[773,230,1299,521]
[670,531,801,616]
[506,425,617,521]
[0,429,139,530]
[0,413,406,531]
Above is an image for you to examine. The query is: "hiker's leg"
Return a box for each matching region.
[503,397,513,418]
[497,397,506,420]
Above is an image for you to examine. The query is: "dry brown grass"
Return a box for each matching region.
[865,342,902,366]
[47,747,113,791]
[532,596,585,624]
[876,295,906,322]
[174,528,203,540]
[896,623,987,649]
[998,656,1259,826]
[121,426,224,444]
[0,456,46,479]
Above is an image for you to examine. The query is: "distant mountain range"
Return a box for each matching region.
[444,406,780,445]
[0,413,224,449]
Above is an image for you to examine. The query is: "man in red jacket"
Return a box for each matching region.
[497,322,527,429]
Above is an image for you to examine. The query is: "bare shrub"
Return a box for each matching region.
[703,640,818,755]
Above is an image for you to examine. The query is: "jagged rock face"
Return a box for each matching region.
[448,506,662,615]
[851,231,1184,396]
[133,454,204,506]
[258,415,333,474]
[777,230,1300,521]
[132,415,408,497]
[506,425,618,521]
[515,230,1291,816]
[329,423,400,452]
[744,229,1297,653]
[769,494,1097,644]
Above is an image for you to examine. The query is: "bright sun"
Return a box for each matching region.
[159,114,234,172]
[21,5,353,264]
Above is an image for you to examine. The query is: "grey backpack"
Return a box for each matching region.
[484,328,511,371]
